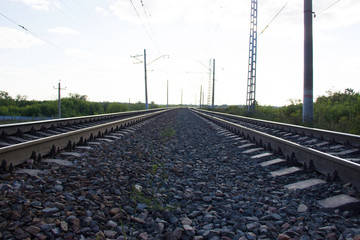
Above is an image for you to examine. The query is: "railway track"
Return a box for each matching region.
[192,108,360,210]
[0,108,359,239]
[0,108,168,170]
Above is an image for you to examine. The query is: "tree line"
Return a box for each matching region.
[210,88,360,135]
[0,91,159,118]
[2,89,359,134]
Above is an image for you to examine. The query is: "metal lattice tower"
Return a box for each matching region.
[207,58,212,106]
[246,0,258,112]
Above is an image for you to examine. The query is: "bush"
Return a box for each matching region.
[212,89,360,135]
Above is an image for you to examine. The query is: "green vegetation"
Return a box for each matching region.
[129,161,172,212]
[129,184,164,211]
[210,88,360,135]
[160,125,176,143]
[0,91,159,119]
[2,88,359,134]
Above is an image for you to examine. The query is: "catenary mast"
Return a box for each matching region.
[246,0,258,112]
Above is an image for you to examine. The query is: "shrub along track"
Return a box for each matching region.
[0,108,359,239]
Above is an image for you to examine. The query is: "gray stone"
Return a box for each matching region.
[137,203,148,211]
[297,203,308,213]
[203,214,214,222]
[157,223,165,233]
[173,227,183,239]
[202,196,212,202]
[246,222,260,231]
[54,184,63,192]
[183,224,195,236]
[124,206,135,215]
[104,230,117,238]
[41,207,59,214]
[106,220,118,228]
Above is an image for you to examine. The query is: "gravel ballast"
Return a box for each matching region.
[0,108,359,240]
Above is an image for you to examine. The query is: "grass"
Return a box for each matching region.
[160,125,176,143]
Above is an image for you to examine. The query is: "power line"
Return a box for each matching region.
[0,11,65,51]
[317,0,342,16]
[139,0,161,53]
[58,0,102,38]
[203,2,229,56]
[73,0,98,22]
[56,0,117,54]
[260,2,288,35]
[129,0,161,54]
[65,0,106,36]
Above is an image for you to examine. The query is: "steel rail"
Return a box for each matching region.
[197,109,360,148]
[192,109,360,189]
[0,108,164,136]
[0,109,168,168]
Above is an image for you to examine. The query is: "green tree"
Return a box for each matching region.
[106,102,128,113]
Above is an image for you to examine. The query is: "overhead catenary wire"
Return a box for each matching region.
[202,0,230,56]
[0,11,65,52]
[139,0,161,54]
[202,7,227,56]
[317,0,342,16]
[129,0,161,54]
[260,2,288,35]
[67,0,108,37]
[73,0,99,23]
[58,0,105,41]
[56,0,119,55]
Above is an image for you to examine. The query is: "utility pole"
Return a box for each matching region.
[53,80,66,118]
[199,85,202,108]
[202,91,205,108]
[144,49,148,109]
[131,50,169,110]
[181,89,183,106]
[129,98,131,111]
[167,80,169,108]
[303,0,314,125]
[212,59,216,108]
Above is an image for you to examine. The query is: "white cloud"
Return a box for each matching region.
[0,27,43,49]
[66,49,94,59]
[48,26,79,35]
[11,0,51,11]
[109,0,137,22]
[0,66,37,76]
[95,6,110,16]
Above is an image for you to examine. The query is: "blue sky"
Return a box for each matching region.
[1,0,360,106]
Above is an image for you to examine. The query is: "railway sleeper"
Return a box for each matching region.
[193,109,360,212]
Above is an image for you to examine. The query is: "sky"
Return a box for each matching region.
[1,0,360,106]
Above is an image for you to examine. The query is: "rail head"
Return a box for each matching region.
[0,108,165,136]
